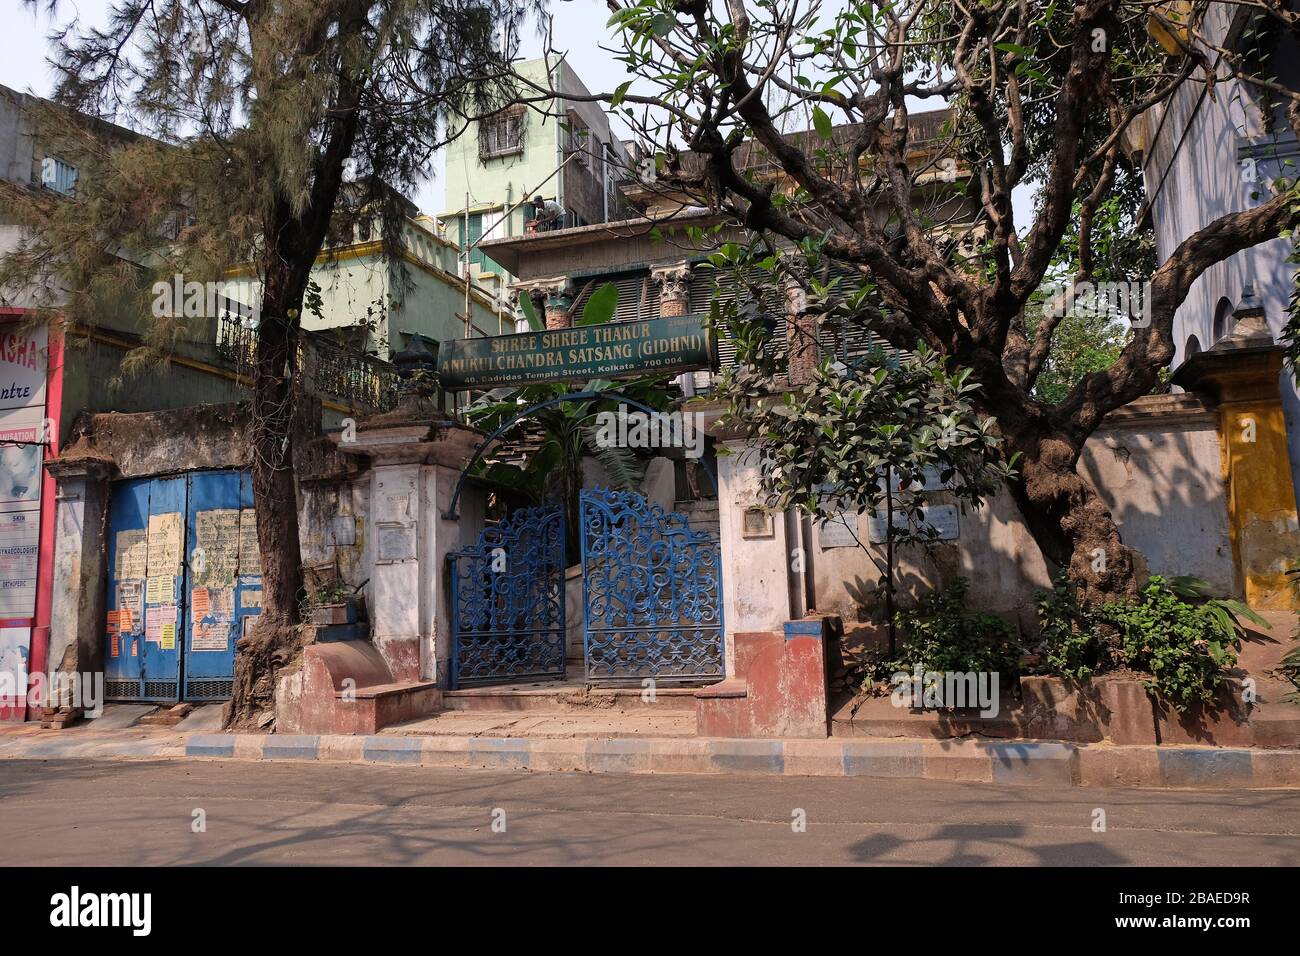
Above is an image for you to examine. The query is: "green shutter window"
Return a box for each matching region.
[467,214,483,266]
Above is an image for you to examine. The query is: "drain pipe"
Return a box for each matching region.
[800,512,817,613]
[784,508,815,619]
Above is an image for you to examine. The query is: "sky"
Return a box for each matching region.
[0,0,638,215]
[0,0,1034,224]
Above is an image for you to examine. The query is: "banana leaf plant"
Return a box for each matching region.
[464,282,675,563]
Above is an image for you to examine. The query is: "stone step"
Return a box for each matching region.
[831,694,1026,741]
[388,709,698,738]
[442,680,700,713]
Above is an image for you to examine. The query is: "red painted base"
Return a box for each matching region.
[696,620,833,738]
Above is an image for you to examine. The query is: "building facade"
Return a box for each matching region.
[221,205,509,362]
[0,84,417,720]
[1134,2,1300,503]
[438,58,634,303]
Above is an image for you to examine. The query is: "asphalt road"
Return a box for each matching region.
[1,758,1297,866]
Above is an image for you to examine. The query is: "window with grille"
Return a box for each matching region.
[40,155,78,196]
[686,262,901,376]
[479,108,524,160]
[688,267,787,373]
[564,111,591,167]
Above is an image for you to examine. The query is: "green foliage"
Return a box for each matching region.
[1281,565,1300,705]
[1034,574,1266,712]
[1024,304,1129,406]
[1034,574,1107,681]
[579,282,620,326]
[518,291,543,332]
[859,579,1025,685]
[1104,577,1243,712]
[464,376,672,562]
[717,325,1015,536]
[1,0,537,352]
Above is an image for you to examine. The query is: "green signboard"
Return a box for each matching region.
[437,313,715,389]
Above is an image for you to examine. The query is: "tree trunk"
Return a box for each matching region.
[226,271,307,727]
[1004,422,1142,607]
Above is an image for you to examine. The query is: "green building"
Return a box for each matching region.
[437,58,633,305]
[222,196,509,361]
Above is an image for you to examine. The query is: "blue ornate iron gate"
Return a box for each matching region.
[579,488,724,683]
[449,505,566,688]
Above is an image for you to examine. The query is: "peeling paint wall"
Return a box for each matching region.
[299,476,372,601]
[719,395,1237,639]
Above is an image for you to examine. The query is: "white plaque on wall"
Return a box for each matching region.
[818,512,860,549]
[867,504,960,542]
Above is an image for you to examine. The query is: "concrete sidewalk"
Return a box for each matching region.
[1,719,1298,789]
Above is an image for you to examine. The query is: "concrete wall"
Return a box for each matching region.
[1142,2,1300,506]
[1079,396,1234,594]
[0,85,33,186]
[300,476,373,606]
[715,394,1236,641]
[59,335,249,445]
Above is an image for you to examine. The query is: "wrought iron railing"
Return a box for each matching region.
[214,311,399,412]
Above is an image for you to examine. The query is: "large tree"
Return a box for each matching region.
[601,0,1300,603]
[1,0,538,723]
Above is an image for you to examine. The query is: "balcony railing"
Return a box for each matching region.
[214,311,399,412]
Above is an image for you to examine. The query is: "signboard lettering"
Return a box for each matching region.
[437,313,714,389]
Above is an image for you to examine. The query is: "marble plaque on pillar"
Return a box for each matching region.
[377,523,416,562]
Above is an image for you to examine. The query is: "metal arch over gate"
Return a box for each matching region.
[449,505,566,688]
[580,488,724,683]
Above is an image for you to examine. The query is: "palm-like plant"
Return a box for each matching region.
[464,283,675,563]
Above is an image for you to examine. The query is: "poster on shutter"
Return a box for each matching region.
[191,622,229,652]
[145,574,174,604]
[195,508,239,586]
[144,604,176,644]
[146,512,182,576]
[117,580,144,635]
[191,586,210,622]
[209,586,235,620]
[0,510,38,616]
[238,509,261,574]
[113,529,148,579]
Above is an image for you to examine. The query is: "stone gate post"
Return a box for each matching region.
[335,403,485,686]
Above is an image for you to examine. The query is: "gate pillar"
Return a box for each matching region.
[334,409,485,687]
[714,439,803,677]
[43,455,115,709]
